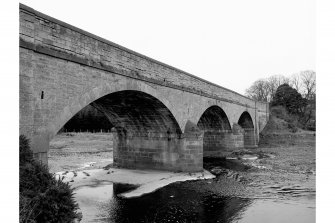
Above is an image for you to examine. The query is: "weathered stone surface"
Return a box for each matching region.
[19,4,269,171]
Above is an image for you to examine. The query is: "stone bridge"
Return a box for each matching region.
[19,4,269,172]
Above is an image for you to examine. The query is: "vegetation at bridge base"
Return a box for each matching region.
[19,135,81,223]
[271,84,315,131]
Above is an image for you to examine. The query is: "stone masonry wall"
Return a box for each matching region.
[179,131,203,172]
[203,130,245,158]
[112,129,203,172]
[114,134,181,171]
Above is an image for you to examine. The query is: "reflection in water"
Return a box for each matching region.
[108,182,252,223]
[74,181,315,223]
[73,156,315,222]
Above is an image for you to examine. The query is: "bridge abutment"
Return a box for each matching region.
[29,133,49,165]
[33,152,48,165]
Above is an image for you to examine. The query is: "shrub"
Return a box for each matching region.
[271,84,307,116]
[19,135,80,223]
[287,123,298,133]
[270,106,288,119]
[19,135,33,165]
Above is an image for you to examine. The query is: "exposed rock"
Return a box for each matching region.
[210,167,225,175]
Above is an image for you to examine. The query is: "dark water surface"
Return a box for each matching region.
[76,157,315,223]
[83,180,314,223]
[109,183,251,223]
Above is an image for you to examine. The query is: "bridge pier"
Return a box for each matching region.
[222,124,245,152]
[112,130,182,171]
[112,122,203,172]
[179,125,203,172]
[202,130,227,157]
[243,128,258,148]
[202,123,246,158]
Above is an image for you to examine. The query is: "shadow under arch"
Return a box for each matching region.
[197,105,231,158]
[47,81,182,140]
[237,111,254,129]
[90,90,182,135]
[197,106,231,131]
[237,111,256,148]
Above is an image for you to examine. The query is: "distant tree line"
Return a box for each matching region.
[245,70,315,102]
[245,70,315,130]
[60,104,113,133]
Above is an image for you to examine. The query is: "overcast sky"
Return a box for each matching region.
[20,0,315,95]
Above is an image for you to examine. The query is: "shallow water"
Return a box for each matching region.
[75,179,315,223]
[67,148,315,223]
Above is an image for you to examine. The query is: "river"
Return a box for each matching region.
[71,157,315,222]
[49,133,315,222]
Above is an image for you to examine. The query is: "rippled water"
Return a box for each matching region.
[109,183,251,223]
[75,179,315,223]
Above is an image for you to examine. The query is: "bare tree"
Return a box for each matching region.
[290,73,303,94]
[245,71,315,103]
[245,79,271,102]
[267,75,290,101]
[300,70,316,100]
[245,75,290,102]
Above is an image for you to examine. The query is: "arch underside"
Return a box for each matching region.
[91,90,182,136]
[197,106,231,131]
[238,112,256,148]
[238,112,254,129]
[62,90,187,171]
[197,106,231,157]
[47,79,185,141]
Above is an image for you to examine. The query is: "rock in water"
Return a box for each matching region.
[210,167,224,175]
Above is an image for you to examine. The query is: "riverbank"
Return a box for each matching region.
[48,133,114,173]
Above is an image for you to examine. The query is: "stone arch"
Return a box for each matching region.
[48,82,186,171]
[237,111,256,148]
[89,90,182,135]
[237,111,254,129]
[47,81,182,140]
[197,105,231,157]
[197,105,231,131]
